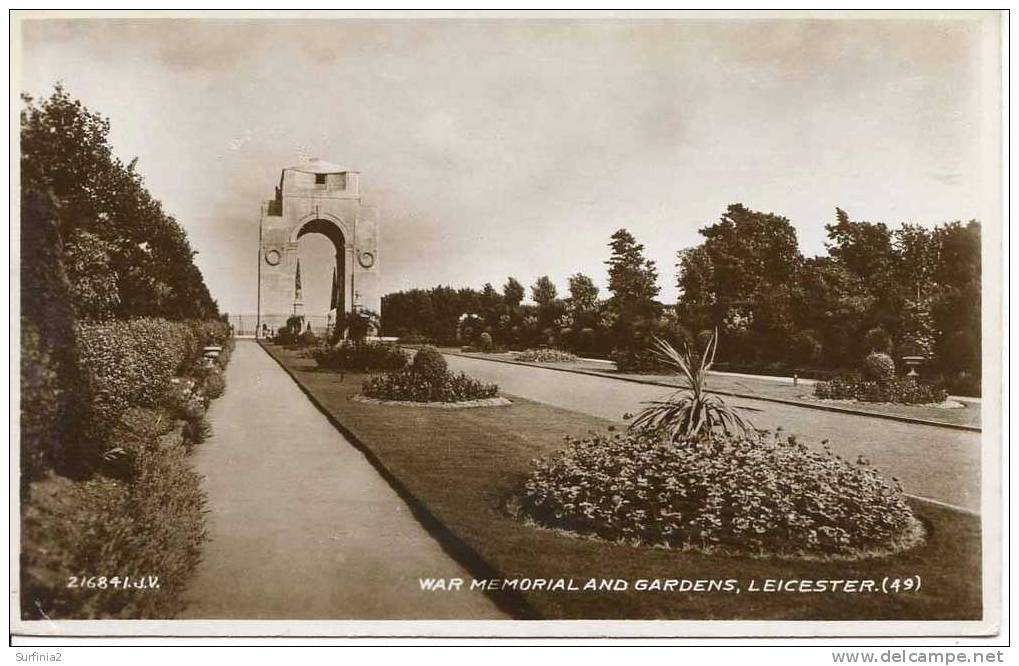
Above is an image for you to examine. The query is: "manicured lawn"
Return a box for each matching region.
[442,348,981,430]
[263,343,982,621]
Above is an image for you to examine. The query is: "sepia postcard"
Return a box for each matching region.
[9,10,1006,642]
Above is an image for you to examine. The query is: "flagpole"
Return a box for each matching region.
[256,209,262,339]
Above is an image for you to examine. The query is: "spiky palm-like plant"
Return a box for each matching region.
[627,330,754,440]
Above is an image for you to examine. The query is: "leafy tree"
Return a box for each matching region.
[675,245,714,330]
[826,208,895,279]
[531,275,558,308]
[62,230,121,320]
[894,224,940,301]
[502,277,525,308]
[675,204,801,362]
[824,208,901,336]
[20,85,217,320]
[567,273,599,312]
[604,229,664,369]
[930,221,981,381]
[606,229,660,314]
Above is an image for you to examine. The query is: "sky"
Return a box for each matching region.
[18,14,1000,316]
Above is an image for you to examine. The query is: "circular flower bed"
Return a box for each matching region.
[361,369,499,402]
[519,430,924,560]
[360,346,500,404]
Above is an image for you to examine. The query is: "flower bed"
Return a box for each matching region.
[513,348,578,363]
[362,368,499,403]
[520,429,924,560]
[351,394,511,409]
[360,346,499,403]
[814,375,948,405]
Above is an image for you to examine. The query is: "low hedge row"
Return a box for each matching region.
[74,318,230,439]
[20,429,207,618]
[21,317,231,619]
[311,341,408,373]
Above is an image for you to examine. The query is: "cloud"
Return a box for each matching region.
[19,16,994,315]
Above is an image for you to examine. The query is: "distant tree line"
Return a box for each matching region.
[382,203,980,395]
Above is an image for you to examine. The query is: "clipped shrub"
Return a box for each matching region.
[20,436,207,619]
[299,329,318,347]
[163,377,208,445]
[520,429,924,560]
[479,331,494,352]
[412,346,448,382]
[362,369,498,403]
[311,341,408,373]
[75,319,200,437]
[513,348,578,363]
[863,352,896,381]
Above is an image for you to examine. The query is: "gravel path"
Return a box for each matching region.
[443,353,982,513]
[181,341,507,619]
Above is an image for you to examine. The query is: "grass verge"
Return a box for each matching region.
[263,342,982,621]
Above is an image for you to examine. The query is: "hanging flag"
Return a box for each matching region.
[294,259,303,300]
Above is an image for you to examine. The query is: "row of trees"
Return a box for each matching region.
[676,204,980,391]
[381,228,666,365]
[21,85,219,322]
[382,204,980,393]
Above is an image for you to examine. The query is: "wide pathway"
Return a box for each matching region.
[444,354,982,513]
[182,341,506,619]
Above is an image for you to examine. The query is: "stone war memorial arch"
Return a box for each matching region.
[257,159,381,338]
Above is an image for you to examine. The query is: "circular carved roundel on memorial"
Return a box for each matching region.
[358,251,375,268]
[265,249,281,266]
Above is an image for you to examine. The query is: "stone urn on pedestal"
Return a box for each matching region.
[901,355,925,378]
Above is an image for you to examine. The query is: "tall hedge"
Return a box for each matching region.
[20,189,91,481]
[74,319,231,439]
